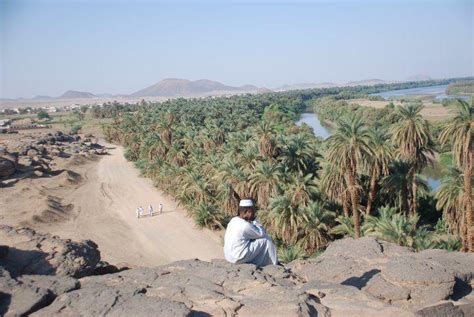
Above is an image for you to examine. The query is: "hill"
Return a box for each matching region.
[130,78,260,97]
[58,90,96,99]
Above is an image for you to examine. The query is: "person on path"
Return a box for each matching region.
[138,206,144,218]
[136,207,141,218]
[159,203,163,214]
[223,199,278,266]
[148,204,153,217]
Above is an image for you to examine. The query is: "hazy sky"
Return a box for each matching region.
[1,0,473,98]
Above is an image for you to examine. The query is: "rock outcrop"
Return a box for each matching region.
[0,155,16,179]
[0,226,101,278]
[289,237,474,315]
[0,131,108,181]
[0,230,473,316]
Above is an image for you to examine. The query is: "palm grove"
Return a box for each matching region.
[102,80,473,258]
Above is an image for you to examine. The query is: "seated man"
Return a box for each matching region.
[224,199,278,266]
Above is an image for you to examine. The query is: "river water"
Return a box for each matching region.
[296,113,441,191]
[370,84,469,101]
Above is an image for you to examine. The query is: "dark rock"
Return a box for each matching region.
[415,302,464,317]
[0,157,16,178]
[0,226,101,278]
[0,246,9,259]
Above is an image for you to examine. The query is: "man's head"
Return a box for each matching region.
[238,199,256,222]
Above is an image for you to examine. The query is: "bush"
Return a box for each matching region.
[37,111,50,120]
[278,245,304,263]
[70,123,82,134]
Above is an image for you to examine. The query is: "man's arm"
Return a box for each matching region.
[242,219,266,239]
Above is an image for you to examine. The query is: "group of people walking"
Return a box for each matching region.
[136,203,163,218]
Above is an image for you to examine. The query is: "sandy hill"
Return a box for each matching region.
[32,95,53,100]
[58,90,96,99]
[130,78,260,97]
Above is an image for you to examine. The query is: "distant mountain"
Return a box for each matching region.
[239,84,260,91]
[277,82,338,91]
[406,74,432,82]
[33,95,53,100]
[95,93,116,98]
[58,90,96,99]
[130,79,260,97]
[345,79,387,86]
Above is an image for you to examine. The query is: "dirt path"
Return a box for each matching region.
[53,144,223,267]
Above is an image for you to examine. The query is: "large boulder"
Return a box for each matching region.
[0,268,79,316]
[34,259,326,317]
[0,157,16,178]
[289,237,474,311]
[0,226,100,278]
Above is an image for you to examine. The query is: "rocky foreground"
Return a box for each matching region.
[0,225,473,316]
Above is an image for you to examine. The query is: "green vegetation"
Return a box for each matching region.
[446,81,474,95]
[103,80,473,255]
[37,111,51,120]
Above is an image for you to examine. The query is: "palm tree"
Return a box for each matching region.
[215,158,250,201]
[285,173,319,207]
[363,206,420,248]
[390,103,435,216]
[326,115,373,238]
[330,215,355,238]
[381,160,428,214]
[264,195,302,244]
[366,128,393,215]
[297,201,336,253]
[248,161,282,208]
[439,99,473,251]
[194,202,225,230]
[278,133,317,175]
[158,112,175,150]
[319,162,350,217]
[435,167,467,248]
[255,121,276,159]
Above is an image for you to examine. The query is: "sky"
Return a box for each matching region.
[0,0,473,98]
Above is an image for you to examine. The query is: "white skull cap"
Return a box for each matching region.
[239,199,254,207]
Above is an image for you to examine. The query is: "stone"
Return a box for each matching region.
[383,256,456,305]
[0,225,101,278]
[27,149,38,157]
[0,246,9,259]
[415,302,464,317]
[0,157,15,178]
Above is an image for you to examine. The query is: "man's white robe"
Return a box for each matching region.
[224,216,278,266]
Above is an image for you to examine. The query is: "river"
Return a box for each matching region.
[370,84,469,101]
[296,113,441,191]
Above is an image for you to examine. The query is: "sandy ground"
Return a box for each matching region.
[348,98,452,121]
[0,141,223,267]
